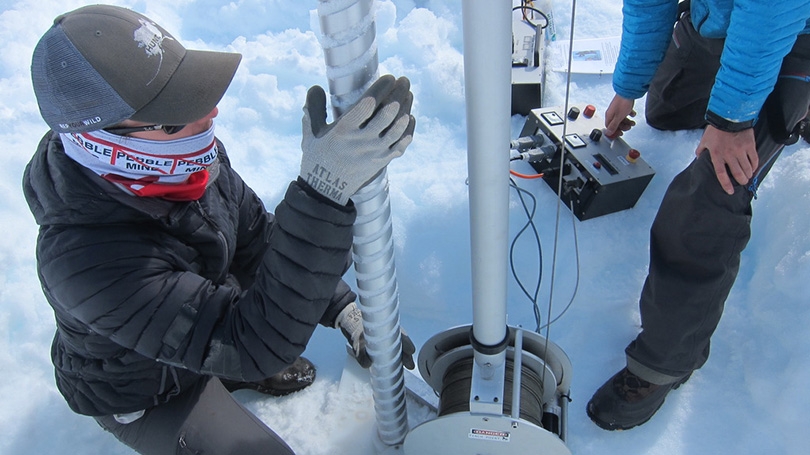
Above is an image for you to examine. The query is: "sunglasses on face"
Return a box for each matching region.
[104,124,186,136]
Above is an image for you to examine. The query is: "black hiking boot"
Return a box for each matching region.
[221,357,316,397]
[586,367,690,431]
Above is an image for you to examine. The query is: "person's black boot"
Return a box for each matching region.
[221,357,316,397]
[586,367,690,430]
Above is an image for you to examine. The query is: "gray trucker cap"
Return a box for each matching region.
[31,4,242,133]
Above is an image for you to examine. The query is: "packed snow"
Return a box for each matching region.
[1,0,808,454]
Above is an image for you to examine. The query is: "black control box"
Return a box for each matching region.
[518,105,655,220]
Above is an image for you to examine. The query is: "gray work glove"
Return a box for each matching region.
[335,302,416,370]
[300,75,416,205]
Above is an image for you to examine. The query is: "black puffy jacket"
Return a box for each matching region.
[23,132,357,416]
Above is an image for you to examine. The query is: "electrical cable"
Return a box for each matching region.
[505,0,583,336]
[507,173,581,332]
[537,198,580,331]
[541,0,579,391]
[510,169,544,179]
[508,177,544,332]
[513,3,549,30]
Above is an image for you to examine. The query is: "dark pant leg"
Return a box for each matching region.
[626,25,810,383]
[96,376,295,455]
[644,12,724,131]
[626,154,754,382]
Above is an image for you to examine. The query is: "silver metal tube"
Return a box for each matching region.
[559,387,570,442]
[351,172,409,444]
[511,329,524,420]
[462,0,511,364]
[317,0,408,446]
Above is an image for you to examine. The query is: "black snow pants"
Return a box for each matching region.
[95,376,295,455]
[624,12,810,384]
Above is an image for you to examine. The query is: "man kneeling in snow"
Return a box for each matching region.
[25,5,415,454]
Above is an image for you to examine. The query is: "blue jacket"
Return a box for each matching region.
[613,0,810,126]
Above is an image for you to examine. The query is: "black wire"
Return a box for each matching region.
[536,199,581,331]
[509,177,544,331]
[508,176,582,333]
[512,6,550,30]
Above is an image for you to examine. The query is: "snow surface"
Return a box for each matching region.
[1,0,809,454]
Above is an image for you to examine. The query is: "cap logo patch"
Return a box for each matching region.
[133,19,174,85]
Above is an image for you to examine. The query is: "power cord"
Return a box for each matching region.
[508,164,581,333]
[513,1,550,30]
[509,177,544,331]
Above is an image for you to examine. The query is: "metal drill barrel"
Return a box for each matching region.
[317,0,409,446]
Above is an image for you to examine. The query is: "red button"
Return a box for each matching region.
[626,149,640,163]
[583,105,596,118]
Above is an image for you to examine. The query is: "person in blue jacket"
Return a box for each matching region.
[587,0,810,430]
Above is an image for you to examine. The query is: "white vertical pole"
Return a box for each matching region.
[463,0,511,367]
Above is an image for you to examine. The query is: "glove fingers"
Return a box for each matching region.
[380,114,415,154]
[340,75,397,128]
[362,74,397,106]
[304,85,328,136]
[376,77,415,150]
[400,331,416,370]
[401,331,416,356]
[358,351,372,368]
[355,335,372,368]
[372,77,413,139]
[402,355,415,371]
[389,76,413,121]
[345,344,372,368]
[395,116,416,154]
[340,96,379,130]
[299,75,414,205]
[364,101,402,136]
